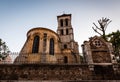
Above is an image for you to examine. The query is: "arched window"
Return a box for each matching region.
[66,29,69,35]
[64,44,67,49]
[49,38,54,55]
[65,19,68,26]
[60,19,63,27]
[32,35,39,53]
[61,29,64,35]
[64,56,68,63]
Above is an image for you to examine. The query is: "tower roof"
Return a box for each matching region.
[57,14,71,18]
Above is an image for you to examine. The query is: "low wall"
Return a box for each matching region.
[0,64,120,81]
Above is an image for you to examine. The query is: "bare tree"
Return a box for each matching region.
[92,17,112,40]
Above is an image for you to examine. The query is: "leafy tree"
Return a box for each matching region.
[107,30,120,61]
[0,38,10,61]
[92,17,112,41]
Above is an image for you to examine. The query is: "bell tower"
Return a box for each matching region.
[57,14,75,49]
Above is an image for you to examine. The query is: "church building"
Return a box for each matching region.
[82,36,117,70]
[14,14,80,64]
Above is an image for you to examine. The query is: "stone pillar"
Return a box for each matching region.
[39,35,43,53]
[40,34,47,63]
[85,42,93,64]
[46,36,49,54]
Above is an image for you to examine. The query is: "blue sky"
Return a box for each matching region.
[0,0,120,53]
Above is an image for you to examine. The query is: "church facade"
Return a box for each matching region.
[14,14,80,64]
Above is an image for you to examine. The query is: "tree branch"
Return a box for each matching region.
[93,23,102,31]
[105,20,112,31]
[92,27,102,36]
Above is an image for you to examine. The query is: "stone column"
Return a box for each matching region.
[85,42,93,64]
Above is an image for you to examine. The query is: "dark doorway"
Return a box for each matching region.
[64,56,68,63]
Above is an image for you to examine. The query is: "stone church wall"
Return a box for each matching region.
[0,64,120,81]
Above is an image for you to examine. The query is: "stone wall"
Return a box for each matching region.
[0,64,120,81]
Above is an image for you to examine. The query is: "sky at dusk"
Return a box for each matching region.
[0,0,120,53]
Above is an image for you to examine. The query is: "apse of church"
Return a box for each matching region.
[14,14,80,64]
